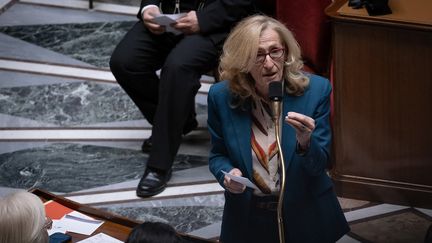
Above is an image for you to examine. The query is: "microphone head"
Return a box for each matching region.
[268,81,283,101]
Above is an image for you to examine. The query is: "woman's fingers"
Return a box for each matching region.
[285,112,315,133]
[224,169,246,193]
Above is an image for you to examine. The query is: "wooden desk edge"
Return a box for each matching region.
[30,188,216,243]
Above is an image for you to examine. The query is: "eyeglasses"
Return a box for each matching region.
[255,48,285,64]
[43,217,53,231]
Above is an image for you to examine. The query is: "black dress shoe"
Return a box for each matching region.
[141,136,152,153]
[136,167,172,197]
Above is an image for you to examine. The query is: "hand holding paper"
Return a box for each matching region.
[152,13,187,35]
[222,170,259,190]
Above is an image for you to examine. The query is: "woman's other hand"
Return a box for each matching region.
[285,111,315,149]
[223,168,246,194]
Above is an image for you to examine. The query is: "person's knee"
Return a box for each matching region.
[109,48,128,76]
[162,57,202,88]
[163,56,187,74]
[162,62,201,92]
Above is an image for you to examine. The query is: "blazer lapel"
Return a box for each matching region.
[229,105,253,179]
[281,95,298,170]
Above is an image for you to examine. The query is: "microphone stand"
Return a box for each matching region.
[269,81,286,243]
[272,101,285,243]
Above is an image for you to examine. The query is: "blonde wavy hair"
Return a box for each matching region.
[219,15,309,106]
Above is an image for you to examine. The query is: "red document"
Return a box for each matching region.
[44,200,74,220]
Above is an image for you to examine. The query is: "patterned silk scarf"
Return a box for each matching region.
[251,99,280,196]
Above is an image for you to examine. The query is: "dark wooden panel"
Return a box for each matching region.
[327,0,432,208]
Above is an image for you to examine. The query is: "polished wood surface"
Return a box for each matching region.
[31,188,215,242]
[326,0,432,208]
[337,0,432,26]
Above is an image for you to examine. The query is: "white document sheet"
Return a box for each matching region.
[77,233,123,243]
[48,211,104,236]
[222,170,259,190]
[152,13,186,35]
[48,220,67,235]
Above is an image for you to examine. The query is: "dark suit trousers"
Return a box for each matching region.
[110,21,219,170]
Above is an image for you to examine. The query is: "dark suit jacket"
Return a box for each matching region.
[207,74,350,243]
[137,0,256,46]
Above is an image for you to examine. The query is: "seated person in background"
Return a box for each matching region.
[125,221,182,243]
[207,15,350,243]
[109,0,257,198]
[0,190,51,243]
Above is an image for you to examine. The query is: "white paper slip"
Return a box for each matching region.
[77,233,123,243]
[48,220,67,235]
[222,170,259,190]
[152,13,186,25]
[59,211,104,235]
[152,13,187,35]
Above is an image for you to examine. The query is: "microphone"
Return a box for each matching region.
[268,81,283,122]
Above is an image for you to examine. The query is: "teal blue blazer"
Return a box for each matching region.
[207,74,349,243]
